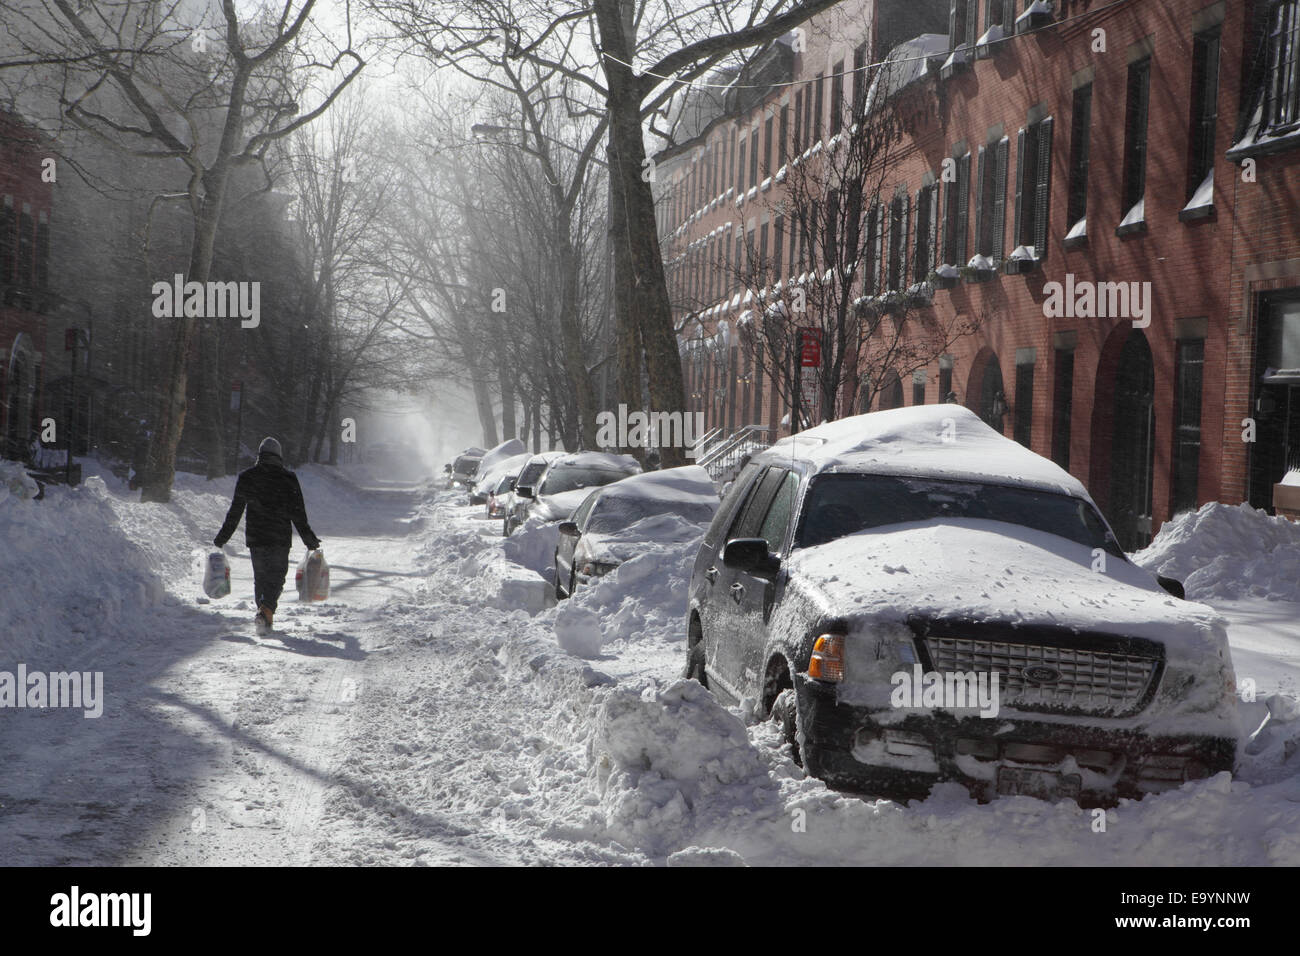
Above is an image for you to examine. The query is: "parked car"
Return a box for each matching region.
[503,451,566,536]
[509,451,641,534]
[685,405,1238,806]
[447,447,485,490]
[554,465,720,598]
[468,438,527,504]
[476,451,532,518]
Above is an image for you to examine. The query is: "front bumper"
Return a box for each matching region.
[794,674,1237,805]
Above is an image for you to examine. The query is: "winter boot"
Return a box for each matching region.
[255,605,273,633]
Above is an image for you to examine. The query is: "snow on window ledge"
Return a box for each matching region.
[760,176,772,191]
[975,25,1006,59]
[1063,217,1087,249]
[941,44,973,79]
[775,164,788,184]
[1116,198,1146,237]
[747,186,758,201]
[1179,172,1215,222]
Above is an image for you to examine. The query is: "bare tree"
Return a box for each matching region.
[363,0,840,465]
[8,0,364,499]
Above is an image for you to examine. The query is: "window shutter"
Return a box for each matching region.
[1013,126,1027,248]
[901,192,910,285]
[941,178,953,264]
[914,188,925,282]
[973,145,987,258]
[929,183,940,273]
[992,136,1009,259]
[956,152,970,265]
[1034,117,1053,259]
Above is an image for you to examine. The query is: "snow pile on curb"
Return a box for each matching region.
[584,679,775,854]
[554,533,700,657]
[502,516,560,577]
[416,509,548,614]
[0,474,165,660]
[1134,502,1300,602]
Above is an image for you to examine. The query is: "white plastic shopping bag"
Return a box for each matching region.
[296,548,329,601]
[202,550,231,599]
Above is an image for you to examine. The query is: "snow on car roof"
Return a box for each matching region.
[591,465,719,508]
[759,404,1089,499]
[549,450,641,472]
[476,438,527,477]
[474,451,533,491]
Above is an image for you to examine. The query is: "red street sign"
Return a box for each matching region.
[799,327,821,367]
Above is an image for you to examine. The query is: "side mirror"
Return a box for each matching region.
[722,537,780,576]
[558,520,579,537]
[443,464,452,473]
[1156,575,1186,600]
[516,485,535,499]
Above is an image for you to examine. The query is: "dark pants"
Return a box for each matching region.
[249,547,290,613]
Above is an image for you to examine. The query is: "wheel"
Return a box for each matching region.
[771,687,802,766]
[685,639,708,687]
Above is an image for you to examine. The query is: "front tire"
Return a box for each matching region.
[685,640,707,687]
[771,688,802,767]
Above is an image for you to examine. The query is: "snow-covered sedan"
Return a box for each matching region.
[685,405,1239,805]
[553,465,720,598]
[513,451,641,530]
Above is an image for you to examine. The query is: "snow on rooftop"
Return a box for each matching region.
[762,404,1088,498]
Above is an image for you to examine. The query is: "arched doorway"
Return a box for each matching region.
[1106,328,1156,550]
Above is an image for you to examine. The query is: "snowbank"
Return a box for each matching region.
[1134,502,1300,602]
[0,472,166,661]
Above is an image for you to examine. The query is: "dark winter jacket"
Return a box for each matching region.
[215,453,320,550]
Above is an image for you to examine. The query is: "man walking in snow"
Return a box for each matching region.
[214,437,321,633]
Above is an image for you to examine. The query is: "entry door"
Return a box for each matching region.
[1109,331,1156,551]
[1249,296,1300,510]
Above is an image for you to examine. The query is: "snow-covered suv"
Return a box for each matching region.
[685,406,1239,805]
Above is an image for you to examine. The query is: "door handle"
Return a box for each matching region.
[730,582,745,602]
[705,566,718,583]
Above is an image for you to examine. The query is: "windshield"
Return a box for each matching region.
[454,455,479,473]
[492,474,515,495]
[585,494,716,534]
[517,461,548,488]
[795,474,1121,555]
[541,466,628,495]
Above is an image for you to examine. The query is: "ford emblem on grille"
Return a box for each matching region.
[1022,664,1063,684]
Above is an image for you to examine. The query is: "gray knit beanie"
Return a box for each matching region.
[258,436,283,459]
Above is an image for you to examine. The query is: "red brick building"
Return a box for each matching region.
[657,0,1300,550]
[0,110,54,462]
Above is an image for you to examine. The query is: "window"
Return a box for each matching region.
[1264,0,1300,132]
[732,466,789,539]
[17,207,33,287]
[950,0,978,50]
[720,135,729,192]
[773,214,784,281]
[779,104,789,165]
[1120,57,1151,227]
[943,150,971,265]
[1013,117,1053,256]
[737,135,747,194]
[750,127,760,187]
[1014,355,1035,446]
[793,88,804,155]
[812,73,825,144]
[866,200,882,294]
[939,359,954,402]
[759,221,769,277]
[974,137,1009,258]
[705,462,763,547]
[1067,84,1092,233]
[852,44,868,115]
[0,198,13,283]
[888,192,909,291]
[758,470,800,550]
[986,0,1015,31]
[788,213,799,276]
[830,61,845,135]
[824,189,839,270]
[763,115,774,179]
[913,370,927,407]
[1172,337,1204,514]
[1187,26,1220,204]
[914,182,940,281]
[1051,347,1074,469]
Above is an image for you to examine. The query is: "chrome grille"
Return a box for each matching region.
[921,636,1160,717]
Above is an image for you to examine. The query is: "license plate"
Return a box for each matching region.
[996,767,1082,801]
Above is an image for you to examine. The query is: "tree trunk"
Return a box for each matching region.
[140,169,230,503]
[557,231,599,449]
[607,139,645,464]
[498,356,517,440]
[473,374,499,448]
[595,0,687,466]
[197,323,226,478]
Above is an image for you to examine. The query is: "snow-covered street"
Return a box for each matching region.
[1,465,1297,867]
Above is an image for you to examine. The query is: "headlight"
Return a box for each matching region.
[808,632,845,682]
